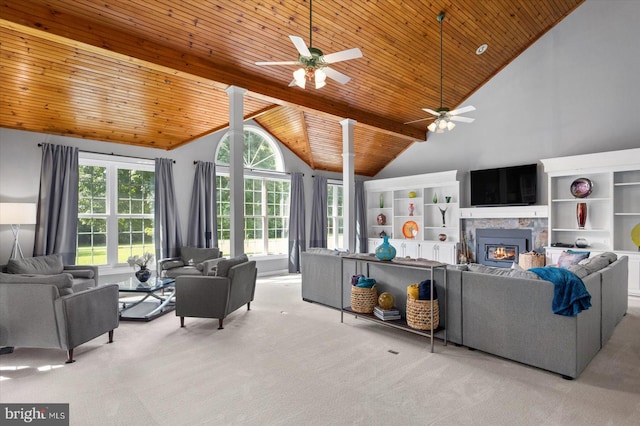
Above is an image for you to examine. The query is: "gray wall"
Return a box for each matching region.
[377,0,640,206]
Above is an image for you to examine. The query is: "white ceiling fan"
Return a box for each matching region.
[255,0,363,89]
[405,12,476,133]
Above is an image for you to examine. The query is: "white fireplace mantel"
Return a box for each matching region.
[459,205,548,219]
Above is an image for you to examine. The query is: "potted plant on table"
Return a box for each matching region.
[127,252,154,283]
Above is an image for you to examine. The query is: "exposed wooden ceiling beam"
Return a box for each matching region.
[0,12,425,142]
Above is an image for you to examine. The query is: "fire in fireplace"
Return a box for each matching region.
[476,228,531,268]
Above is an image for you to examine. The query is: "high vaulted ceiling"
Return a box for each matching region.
[0,0,584,176]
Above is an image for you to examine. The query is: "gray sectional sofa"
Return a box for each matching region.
[301,249,629,379]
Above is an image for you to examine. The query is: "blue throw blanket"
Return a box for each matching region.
[529,267,592,317]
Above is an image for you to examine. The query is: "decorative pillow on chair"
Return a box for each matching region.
[180,247,220,265]
[7,254,65,275]
[557,251,590,269]
[215,254,249,277]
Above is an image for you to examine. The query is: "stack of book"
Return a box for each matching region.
[373,306,401,321]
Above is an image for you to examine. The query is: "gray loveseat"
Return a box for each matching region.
[0,254,119,363]
[301,248,356,309]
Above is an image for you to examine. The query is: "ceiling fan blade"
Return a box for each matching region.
[404,117,435,125]
[322,47,363,64]
[448,105,476,116]
[450,116,475,123]
[289,35,311,57]
[422,108,440,116]
[255,61,300,66]
[323,67,351,84]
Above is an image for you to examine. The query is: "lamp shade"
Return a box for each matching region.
[0,203,37,225]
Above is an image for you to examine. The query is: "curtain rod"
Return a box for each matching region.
[37,144,175,163]
[199,162,299,176]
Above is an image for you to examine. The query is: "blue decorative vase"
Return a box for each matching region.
[135,267,151,283]
[375,236,396,261]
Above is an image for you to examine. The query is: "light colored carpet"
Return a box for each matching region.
[1,274,639,426]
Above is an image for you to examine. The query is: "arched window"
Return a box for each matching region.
[215,127,284,171]
[214,126,289,257]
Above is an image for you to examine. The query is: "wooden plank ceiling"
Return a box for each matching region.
[0,0,584,176]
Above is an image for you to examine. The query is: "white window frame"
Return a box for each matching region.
[215,126,289,257]
[78,153,154,267]
[327,182,344,250]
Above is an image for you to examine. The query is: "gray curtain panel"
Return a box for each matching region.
[355,180,368,253]
[309,176,328,248]
[186,161,218,248]
[154,158,184,260]
[34,143,79,265]
[288,172,306,273]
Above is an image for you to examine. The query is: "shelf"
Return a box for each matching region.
[551,198,610,202]
[342,307,445,339]
[424,226,456,230]
[615,212,640,216]
[552,228,609,232]
[370,225,392,228]
[614,182,640,186]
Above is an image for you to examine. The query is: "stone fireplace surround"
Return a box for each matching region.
[460,217,548,264]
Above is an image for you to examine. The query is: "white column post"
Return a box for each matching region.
[340,118,356,252]
[225,86,247,257]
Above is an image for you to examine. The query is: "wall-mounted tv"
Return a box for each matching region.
[470,163,537,206]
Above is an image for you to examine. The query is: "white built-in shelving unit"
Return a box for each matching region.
[364,170,460,264]
[541,148,640,296]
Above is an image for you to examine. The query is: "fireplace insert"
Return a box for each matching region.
[476,229,531,267]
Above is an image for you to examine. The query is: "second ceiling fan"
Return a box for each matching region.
[255,0,363,89]
[406,12,476,133]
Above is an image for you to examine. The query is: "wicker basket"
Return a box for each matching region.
[519,251,545,269]
[406,297,440,330]
[351,285,378,313]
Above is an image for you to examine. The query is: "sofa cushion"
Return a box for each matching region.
[165,266,202,278]
[7,254,64,275]
[557,251,590,269]
[468,263,541,280]
[161,259,185,270]
[0,272,74,296]
[216,254,249,277]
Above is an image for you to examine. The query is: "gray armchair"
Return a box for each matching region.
[175,255,257,329]
[158,246,223,278]
[0,272,119,363]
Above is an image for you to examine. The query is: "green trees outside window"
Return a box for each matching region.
[77,160,154,266]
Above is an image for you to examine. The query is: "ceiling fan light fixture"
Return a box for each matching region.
[315,68,327,89]
[293,68,307,88]
[427,122,437,132]
[447,121,456,131]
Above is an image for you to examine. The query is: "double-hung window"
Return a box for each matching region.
[76,155,155,266]
[215,126,289,256]
[327,183,344,249]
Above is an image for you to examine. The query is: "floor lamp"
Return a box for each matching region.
[0,202,37,260]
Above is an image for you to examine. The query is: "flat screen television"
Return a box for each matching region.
[470,163,537,206]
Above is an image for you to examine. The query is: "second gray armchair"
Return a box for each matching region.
[175,254,257,330]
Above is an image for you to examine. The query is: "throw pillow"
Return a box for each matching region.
[215,254,249,277]
[0,272,74,296]
[578,255,612,274]
[180,247,220,265]
[511,262,524,271]
[7,254,65,275]
[467,263,540,280]
[557,251,590,269]
[567,264,590,279]
[567,249,590,257]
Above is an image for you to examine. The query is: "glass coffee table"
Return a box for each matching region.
[116,277,176,321]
